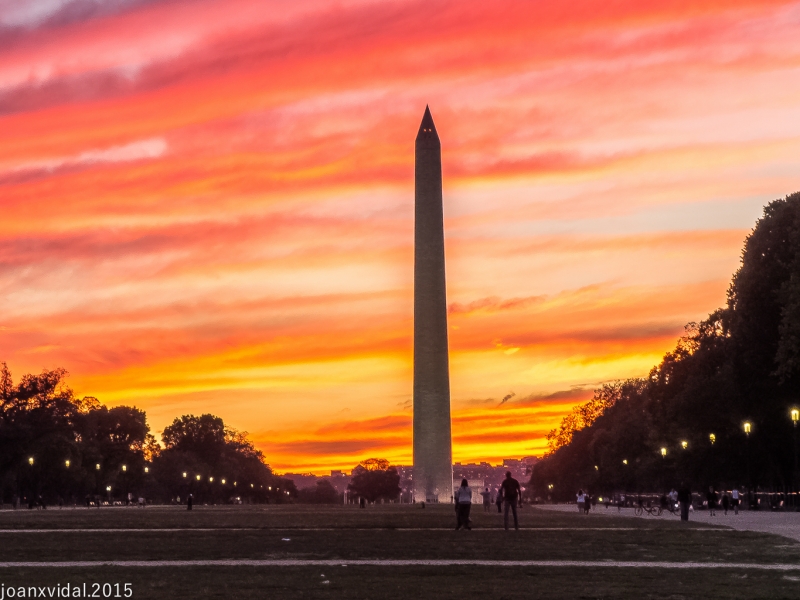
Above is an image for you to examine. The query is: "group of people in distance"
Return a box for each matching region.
[455,471,522,531]
[576,489,593,514]
[669,484,741,520]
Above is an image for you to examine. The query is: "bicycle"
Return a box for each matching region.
[634,505,662,516]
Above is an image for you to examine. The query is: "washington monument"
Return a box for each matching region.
[413,106,453,503]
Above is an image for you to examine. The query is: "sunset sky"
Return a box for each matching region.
[2,0,799,473]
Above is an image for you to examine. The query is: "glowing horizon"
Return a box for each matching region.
[2,0,800,474]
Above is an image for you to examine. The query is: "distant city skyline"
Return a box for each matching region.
[2,0,800,473]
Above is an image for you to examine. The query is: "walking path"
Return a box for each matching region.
[538,504,800,542]
[0,559,799,569]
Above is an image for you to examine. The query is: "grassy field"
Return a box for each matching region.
[1,504,799,599]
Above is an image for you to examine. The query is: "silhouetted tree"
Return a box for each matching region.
[533,191,800,498]
[348,458,400,503]
[298,479,339,504]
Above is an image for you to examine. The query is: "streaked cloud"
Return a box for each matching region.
[2,0,799,472]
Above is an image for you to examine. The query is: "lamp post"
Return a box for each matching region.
[709,433,716,487]
[792,409,798,473]
[744,421,752,508]
[792,409,799,506]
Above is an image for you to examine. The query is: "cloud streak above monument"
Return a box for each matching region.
[2,0,800,472]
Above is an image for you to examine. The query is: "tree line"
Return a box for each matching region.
[0,365,297,507]
[532,191,800,500]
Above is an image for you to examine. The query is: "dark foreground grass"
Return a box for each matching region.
[3,566,800,600]
[1,505,798,598]
[0,503,696,530]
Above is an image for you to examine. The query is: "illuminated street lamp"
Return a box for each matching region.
[28,457,34,466]
[209,477,214,483]
[65,460,70,468]
[196,474,201,481]
[594,465,599,471]
[221,479,226,484]
[96,463,100,470]
[709,434,716,445]
[622,459,628,465]
[681,441,688,450]
[144,466,149,473]
[744,421,752,501]
[183,472,187,478]
[660,447,667,458]
[793,410,800,494]
[122,465,127,472]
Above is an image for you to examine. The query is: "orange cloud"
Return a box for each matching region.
[2,0,800,472]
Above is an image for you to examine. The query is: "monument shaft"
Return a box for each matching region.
[413,107,453,503]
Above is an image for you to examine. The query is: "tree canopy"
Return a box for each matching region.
[347,458,401,503]
[533,192,800,499]
[0,365,292,506]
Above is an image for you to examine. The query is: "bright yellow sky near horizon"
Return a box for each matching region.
[2,0,800,473]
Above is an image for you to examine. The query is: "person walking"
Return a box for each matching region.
[576,489,585,513]
[731,487,740,515]
[187,493,193,511]
[455,479,473,530]
[500,471,521,530]
[584,492,591,515]
[706,486,717,516]
[721,492,730,515]
[677,483,691,522]
[480,487,492,513]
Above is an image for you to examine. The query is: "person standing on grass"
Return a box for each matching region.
[455,479,473,530]
[481,487,491,512]
[584,492,591,515]
[500,471,521,530]
[187,493,193,511]
[677,483,691,522]
[706,486,717,516]
[576,490,585,513]
[721,492,730,515]
[732,487,740,514]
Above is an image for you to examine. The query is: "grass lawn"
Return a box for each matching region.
[1,504,799,598]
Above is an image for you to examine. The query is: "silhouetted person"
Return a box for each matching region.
[187,493,193,511]
[455,479,472,530]
[707,486,717,516]
[481,487,491,512]
[732,488,740,514]
[500,471,521,530]
[359,496,366,509]
[496,487,503,513]
[584,493,591,515]
[677,483,691,522]
[721,492,730,515]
